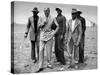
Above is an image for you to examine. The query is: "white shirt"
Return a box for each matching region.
[72,19,76,32]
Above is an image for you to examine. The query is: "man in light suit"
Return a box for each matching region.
[24,7,42,63]
[67,9,82,68]
[36,8,59,72]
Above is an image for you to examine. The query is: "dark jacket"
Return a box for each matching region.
[78,16,86,35]
[56,14,66,36]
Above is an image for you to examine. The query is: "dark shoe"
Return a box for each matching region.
[35,68,44,73]
[78,61,84,63]
[60,62,66,65]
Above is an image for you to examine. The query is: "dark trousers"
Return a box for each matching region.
[31,40,39,60]
[79,34,85,63]
[55,34,65,65]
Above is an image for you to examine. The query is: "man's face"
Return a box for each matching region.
[72,13,77,20]
[76,13,80,18]
[33,12,38,16]
[56,10,61,15]
[44,10,50,17]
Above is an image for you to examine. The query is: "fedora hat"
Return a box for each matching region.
[55,8,62,12]
[32,7,39,13]
[77,10,82,14]
[44,8,50,12]
[71,8,78,14]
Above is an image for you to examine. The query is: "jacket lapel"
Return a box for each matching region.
[30,16,34,29]
[69,19,72,32]
[72,19,79,32]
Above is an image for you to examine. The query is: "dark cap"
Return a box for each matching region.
[32,7,39,13]
[77,11,82,14]
[55,8,62,12]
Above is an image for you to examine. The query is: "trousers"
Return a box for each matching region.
[38,38,53,68]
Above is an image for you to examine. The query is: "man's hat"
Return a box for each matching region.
[77,10,82,14]
[71,8,78,14]
[44,8,50,12]
[55,8,62,12]
[32,7,39,13]
[71,8,82,14]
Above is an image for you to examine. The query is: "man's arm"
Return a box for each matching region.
[76,21,82,46]
[83,18,86,32]
[38,17,47,30]
[52,18,59,35]
[24,18,31,38]
[62,17,67,35]
[66,22,70,43]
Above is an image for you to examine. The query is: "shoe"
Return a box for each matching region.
[67,61,71,65]
[74,60,78,64]
[74,65,79,69]
[68,64,75,69]
[78,61,84,63]
[58,67,65,71]
[47,64,53,69]
[60,62,66,65]
[32,60,37,63]
[35,68,44,73]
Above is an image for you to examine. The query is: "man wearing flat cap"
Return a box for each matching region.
[55,8,66,66]
[25,7,42,63]
[76,10,86,64]
[67,8,82,68]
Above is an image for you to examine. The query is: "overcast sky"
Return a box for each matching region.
[13,1,97,24]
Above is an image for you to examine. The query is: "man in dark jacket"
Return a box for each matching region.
[55,8,66,65]
[24,7,41,63]
[77,10,86,63]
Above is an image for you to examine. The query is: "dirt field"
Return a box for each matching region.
[12,24,97,74]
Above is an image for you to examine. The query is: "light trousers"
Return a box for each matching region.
[38,38,53,68]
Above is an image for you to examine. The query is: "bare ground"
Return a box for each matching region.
[12,25,97,74]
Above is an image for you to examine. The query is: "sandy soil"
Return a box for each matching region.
[12,25,97,74]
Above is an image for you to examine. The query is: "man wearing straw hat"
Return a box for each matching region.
[24,7,41,63]
[67,8,82,68]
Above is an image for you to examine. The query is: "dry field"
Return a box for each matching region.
[12,24,97,74]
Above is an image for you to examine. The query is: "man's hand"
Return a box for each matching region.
[60,35,63,39]
[74,42,79,46]
[44,21,48,25]
[24,32,28,38]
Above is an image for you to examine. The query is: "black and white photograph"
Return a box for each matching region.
[11,1,97,74]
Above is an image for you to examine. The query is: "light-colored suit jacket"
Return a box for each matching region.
[40,15,59,41]
[26,16,42,41]
[67,18,82,45]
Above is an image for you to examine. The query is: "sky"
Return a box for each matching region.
[13,1,97,25]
